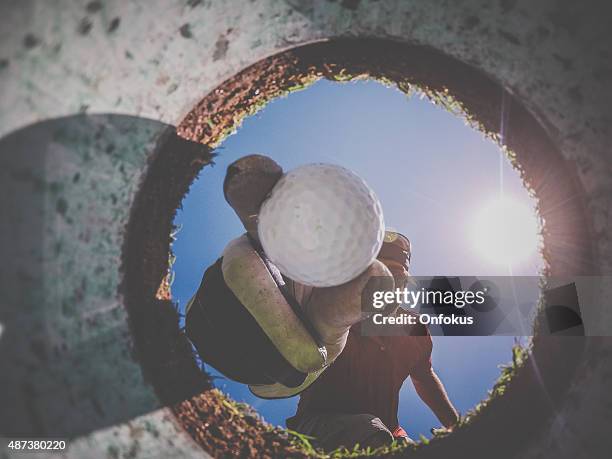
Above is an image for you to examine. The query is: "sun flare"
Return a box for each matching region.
[470,197,540,267]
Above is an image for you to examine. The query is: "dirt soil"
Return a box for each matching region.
[174,390,310,459]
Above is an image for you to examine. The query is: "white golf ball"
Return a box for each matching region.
[258,163,385,287]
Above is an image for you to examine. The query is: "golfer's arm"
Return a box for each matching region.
[412,368,459,428]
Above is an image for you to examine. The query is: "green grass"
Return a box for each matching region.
[286,429,413,458]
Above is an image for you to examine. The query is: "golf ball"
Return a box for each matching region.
[258,163,385,287]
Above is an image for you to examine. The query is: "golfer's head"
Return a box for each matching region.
[380,231,411,268]
[223,154,283,221]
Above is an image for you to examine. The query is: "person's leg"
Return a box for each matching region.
[288,413,394,451]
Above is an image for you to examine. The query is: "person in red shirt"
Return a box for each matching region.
[286,317,459,449]
[285,229,459,450]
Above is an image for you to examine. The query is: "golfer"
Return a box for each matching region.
[185,155,458,449]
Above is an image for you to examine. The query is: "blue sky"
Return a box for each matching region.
[171,80,541,439]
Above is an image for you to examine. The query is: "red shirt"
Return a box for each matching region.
[292,320,432,431]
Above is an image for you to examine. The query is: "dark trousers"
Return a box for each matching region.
[287,413,393,451]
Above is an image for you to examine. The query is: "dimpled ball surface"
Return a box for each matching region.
[258,163,385,287]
